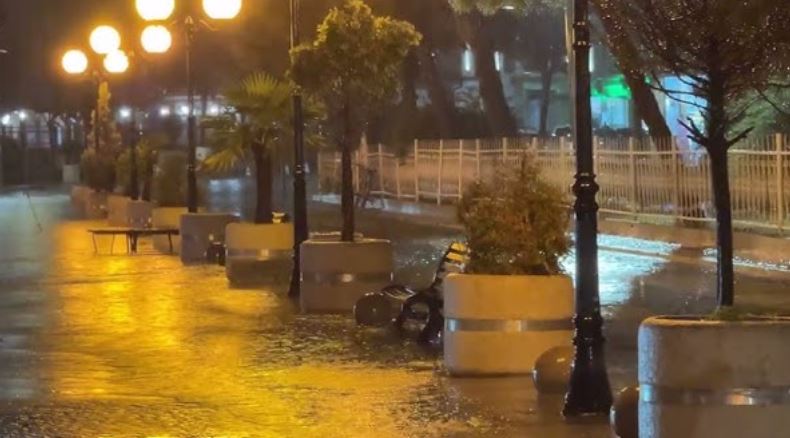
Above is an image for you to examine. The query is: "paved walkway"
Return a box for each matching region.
[0,187,787,437]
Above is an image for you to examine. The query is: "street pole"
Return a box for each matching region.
[288,0,309,298]
[185,12,198,213]
[129,111,140,200]
[562,0,612,418]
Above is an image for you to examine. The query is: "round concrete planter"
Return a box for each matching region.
[443,274,573,376]
[107,196,153,228]
[639,316,790,438]
[152,207,189,254]
[84,191,108,219]
[300,237,393,314]
[180,212,240,264]
[225,222,294,286]
[62,164,80,184]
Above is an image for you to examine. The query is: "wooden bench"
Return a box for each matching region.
[88,227,180,255]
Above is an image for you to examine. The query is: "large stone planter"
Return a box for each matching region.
[443,274,573,376]
[107,195,131,226]
[152,207,188,254]
[180,213,239,264]
[225,222,294,286]
[107,195,153,228]
[639,316,790,438]
[81,190,107,220]
[300,237,393,314]
[62,164,80,184]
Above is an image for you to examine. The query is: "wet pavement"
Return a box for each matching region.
[0,186,788,437]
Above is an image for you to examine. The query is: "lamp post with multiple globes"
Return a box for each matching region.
[135,0,243,213]
[61,25,136,196]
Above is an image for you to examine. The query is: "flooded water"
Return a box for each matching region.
[0,186,787,437]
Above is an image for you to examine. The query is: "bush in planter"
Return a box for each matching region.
[446,157,573,376]
[458,158,570,275]
[116,135,166,202]
[80,82,123,192]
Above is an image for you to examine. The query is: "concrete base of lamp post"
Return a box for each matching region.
[639,316,790,438]
[443,274,574,376]
[225,222,294,287]
[300,236,393,314]
[179,212,239,264]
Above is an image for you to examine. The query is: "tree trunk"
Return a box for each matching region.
[253,144,274,224]
[708,148,734,307]
[340,103,355,242]
[417,46,456,137]
[594,5,671,141]
[538,59,554,137]
[463,12,518,137]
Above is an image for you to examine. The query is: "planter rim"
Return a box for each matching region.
[447,273,571,280]
[643,315,790,327]
[304,237,389,245]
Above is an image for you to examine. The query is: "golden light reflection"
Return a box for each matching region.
[36,221,472,435]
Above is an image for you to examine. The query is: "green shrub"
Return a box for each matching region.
[79,147,116,192]
[458,157,571,275]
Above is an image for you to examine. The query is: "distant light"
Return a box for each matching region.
[463,48,474,73]
[18,111,27,121]
[502,5,515,10]
[589,46,595,73]
[494,51,504,72]
[179,105,190,116]
[119,107,132,120]
[160,106,171,117]
[203,0,242,20]
[141,25,172,54]
[90,25,121,55]
[136,0,175,21]
[104,50,129,74]
[62,49,89,75]
[208,104,220,116]
[1,115,11,126]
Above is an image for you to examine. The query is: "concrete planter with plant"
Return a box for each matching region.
[444,159,573,376]
[615,2,790,436]
[292,1,420,312]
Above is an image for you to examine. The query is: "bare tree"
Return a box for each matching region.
[615,0,790,306]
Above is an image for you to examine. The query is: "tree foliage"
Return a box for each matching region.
[203,73,323,223]
[80,81,123,192]
[458,157,570,275]
[613,0,790,306]
[291,0,421,240]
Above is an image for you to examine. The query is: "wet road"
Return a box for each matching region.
[0,187,788,437]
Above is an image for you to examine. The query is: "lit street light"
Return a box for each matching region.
[61,25,140,200]
[137,0,243,214]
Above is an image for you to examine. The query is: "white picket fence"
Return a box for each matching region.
[317,135,790,234]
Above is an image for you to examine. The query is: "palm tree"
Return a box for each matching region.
[203,72,321,224]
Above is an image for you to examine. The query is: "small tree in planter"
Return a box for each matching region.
[611,1,790,435]
[77,82,123,218]
[116,135,166,203]
[202,73,322,285]
[290,0,421,312]
[445,158,573,376]
[291,0,421,242]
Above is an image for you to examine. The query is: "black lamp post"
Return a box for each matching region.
[136,0,243,213]
[562,0,613,417]
[288,0,309,298]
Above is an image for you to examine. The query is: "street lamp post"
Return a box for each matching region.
[61,26,131,184]
[562,0,613,417]
[288,0,308,298]
[136,0,243,214]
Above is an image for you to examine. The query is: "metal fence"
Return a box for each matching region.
[317,135,790,234]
